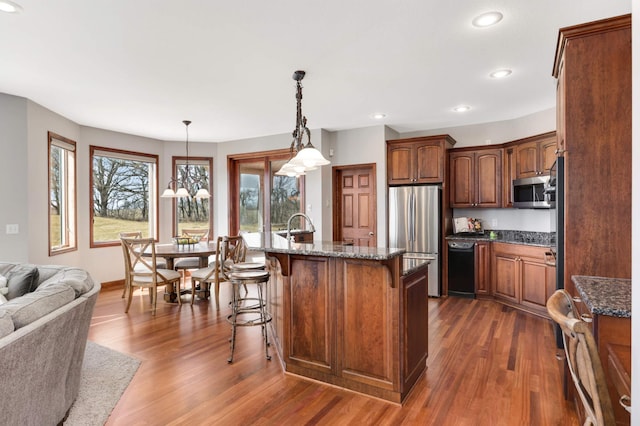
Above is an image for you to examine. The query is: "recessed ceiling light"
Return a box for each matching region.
[490,69,512,79]
[371,113,387,120]
[472,11,503,28]
[0,0,23,13]
[453,105,471,113]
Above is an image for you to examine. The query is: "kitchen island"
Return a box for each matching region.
[247,233,429,403]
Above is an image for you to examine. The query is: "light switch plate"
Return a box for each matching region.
[6,224,19,234]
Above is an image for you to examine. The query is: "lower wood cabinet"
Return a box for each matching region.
[570,291,631,425]
[266,252,428,403]
[491,242,556,318]
[474,241,491,297]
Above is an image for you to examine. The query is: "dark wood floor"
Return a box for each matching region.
[88,283,578,425]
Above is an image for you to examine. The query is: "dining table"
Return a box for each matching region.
[144,242,217,303]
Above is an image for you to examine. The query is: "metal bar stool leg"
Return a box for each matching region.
[227,283,239,363]
[258,282,271,360]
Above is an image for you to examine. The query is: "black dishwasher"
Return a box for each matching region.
[447,241,475,298]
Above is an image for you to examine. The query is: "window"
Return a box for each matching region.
[173,157,213,236]
[90,146,159,247]
[48,132,77,255]
[229,151,304,235]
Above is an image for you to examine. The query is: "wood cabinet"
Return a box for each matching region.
[449,148,502,208]
[553,15,631,295]
[502,132,557,208]
[491,242,555,318]
[387,135,455,185]
[502,146,516,208]
[474,241,491,297]
[571,292,631,425]
[266,251,425,403]
[514,133,557,178]
[401,264,429,391]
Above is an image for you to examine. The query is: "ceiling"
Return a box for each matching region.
[0,1,631,143]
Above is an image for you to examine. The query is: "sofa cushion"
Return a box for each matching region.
[0,310,13,338]
[5,265,39,300]
[36,267,94,297]
[0,284,75,329]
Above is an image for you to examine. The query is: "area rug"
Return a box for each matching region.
[64,341,141,426]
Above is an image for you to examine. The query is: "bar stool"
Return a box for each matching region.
[227,268,271,363]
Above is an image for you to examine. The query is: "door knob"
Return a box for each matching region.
[369,232,374,236]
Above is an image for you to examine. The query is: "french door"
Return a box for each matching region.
[228,150,305,236]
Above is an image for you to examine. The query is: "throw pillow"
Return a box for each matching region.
[6,266,40,300]
[0,275,8,303]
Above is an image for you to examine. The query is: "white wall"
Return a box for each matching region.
[0,94,29,261]
[453,208,551,232]
[329,125,388,246]
[400,108,556,148]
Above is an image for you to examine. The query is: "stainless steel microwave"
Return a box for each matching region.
[512,176,552,209]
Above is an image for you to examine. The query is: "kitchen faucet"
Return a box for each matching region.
[286,213,315,241]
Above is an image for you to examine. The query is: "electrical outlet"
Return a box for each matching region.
[490,219,498,228]
[6,224,19,234]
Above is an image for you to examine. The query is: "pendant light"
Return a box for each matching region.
[276,71,330,177]
[161,120,211,199]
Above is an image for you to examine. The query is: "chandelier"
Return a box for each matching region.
[276,70,330,177]
[161,120,211,199]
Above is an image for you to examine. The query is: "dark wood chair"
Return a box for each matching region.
[546,289,616,426]
[190,236,253,308]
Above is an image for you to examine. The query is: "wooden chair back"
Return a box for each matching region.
[180,228,210,242]
[215,236,247,282]
[121,237,156,279]
[546,289,616,426]
[119,231,143,238]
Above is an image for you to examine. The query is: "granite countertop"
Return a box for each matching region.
[572,275,631,318]
[243,232,405,261]
[446,230,553,248]
[402,257,430,276]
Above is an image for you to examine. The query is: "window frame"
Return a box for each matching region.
[170,156,214,237]
[89,145,160,248]
[48,132,78,256]
[228,149,305,235]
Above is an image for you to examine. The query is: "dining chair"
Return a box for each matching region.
[121,237,182,315]
[546,289,616,426]
[119,231,168,298]
[190,235,252,308]
[173,228,211,278]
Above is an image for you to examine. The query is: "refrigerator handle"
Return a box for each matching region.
[409,190,415,243]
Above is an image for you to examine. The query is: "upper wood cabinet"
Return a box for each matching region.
[513,132,557,178]
[552,15,631,291]
[449,148,502,208]
[502,131,557,207]
[387,135,455,185]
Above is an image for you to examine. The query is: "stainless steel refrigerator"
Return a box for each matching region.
[388,185,441,296]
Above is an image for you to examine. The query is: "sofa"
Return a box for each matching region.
[0,262,100,426]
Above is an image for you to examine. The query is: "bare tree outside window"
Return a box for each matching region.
[90,147,158,246]
[174,158,212,236]
[48,132,77,255]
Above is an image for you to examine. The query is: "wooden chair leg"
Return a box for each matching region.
[214,282,220,310]
[151,286,157,315]
[125,285,133,313]
[190,279,197,306]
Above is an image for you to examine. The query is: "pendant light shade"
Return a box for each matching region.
[276,70,330,177]
[161,120,211,199]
